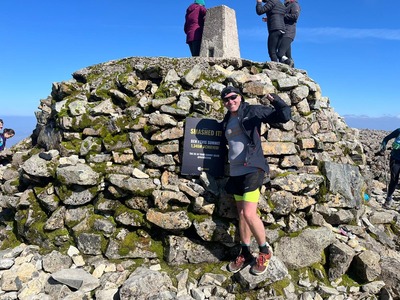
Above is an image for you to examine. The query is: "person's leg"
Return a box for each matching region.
[286,44,292,60]
[235,199,253,245]
[188,41,200,56]
[227,195,255,273]
[277,37,295,67]
[227,171,271,274]
[286,44,295,67]
[191,40,201,57]
[277,37,292,62]
[385,159,400,206]
[267,30,282,62]
[277,37,283,59]
[239,191,266,246]
[238,188,272,276]
[188,42,194,56]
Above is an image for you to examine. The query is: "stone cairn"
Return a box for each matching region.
[0,57,399,299]
[200,5,240,58]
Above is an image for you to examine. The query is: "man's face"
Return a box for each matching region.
[0,123,3,131]
[223,92,241,113]
[4,132,14,139]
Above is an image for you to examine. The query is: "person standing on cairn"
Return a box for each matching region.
[184,0,207,57]
[221,86,291,275]
[256,0,286,62]
[277,0,301,67]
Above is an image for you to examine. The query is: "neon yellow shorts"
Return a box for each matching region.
[234,189,260,203]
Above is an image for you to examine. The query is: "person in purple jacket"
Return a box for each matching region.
[0,128,15,151]
[184,0,207,57]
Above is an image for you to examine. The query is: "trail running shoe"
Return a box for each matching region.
[283,58,294,68]
[250,250,272,276]
[227,254,254,273]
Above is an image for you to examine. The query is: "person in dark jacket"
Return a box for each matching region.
[221,86,291,276]
[277,0,301,67]
[0,128,15,151]
[184,0,207,57]
[256,0,286,62]
[379,128,400,209]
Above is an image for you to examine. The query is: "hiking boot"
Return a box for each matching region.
[227,254,254,273]
[250,250,273,276]
[383,197,393,209]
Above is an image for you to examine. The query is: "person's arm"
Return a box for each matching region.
[284,4,300,22]
[256,0,274,16]
[259,94,291,124]
[184,14,189,34]
[201,6,207,22]
[381,128,400,150]
[0,135,4,151]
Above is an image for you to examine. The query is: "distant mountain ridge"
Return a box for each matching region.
[344,114,399,132]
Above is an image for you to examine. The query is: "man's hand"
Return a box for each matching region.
[380,142,386,152]
[375,143,386,156]
[266,94,275,102]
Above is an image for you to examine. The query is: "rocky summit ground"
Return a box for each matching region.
[0,129,398,300]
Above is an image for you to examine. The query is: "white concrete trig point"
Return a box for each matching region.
[200,5,240,58]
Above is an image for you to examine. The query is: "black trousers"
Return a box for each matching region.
[387,157,400,198]
[277,36,293,61]
[188,40,201,57]
[267,30,283,62]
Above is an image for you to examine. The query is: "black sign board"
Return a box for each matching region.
[181,117,225,177]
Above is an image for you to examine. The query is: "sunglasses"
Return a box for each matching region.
[223,94,239,102]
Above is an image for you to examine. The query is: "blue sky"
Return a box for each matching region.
[1,0,399,121]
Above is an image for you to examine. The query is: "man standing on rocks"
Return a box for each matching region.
[221,86,291,275]
[380,128,400,209]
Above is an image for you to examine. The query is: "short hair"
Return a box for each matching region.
[4,128,15,135]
